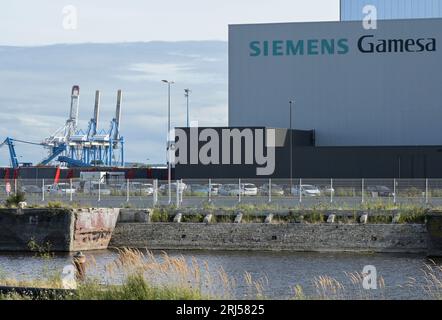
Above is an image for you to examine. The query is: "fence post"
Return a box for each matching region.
[181,180,184,203]
[14,179,17,194]
[361,178,365,204]
[393,178,397,204]
[426,178,429,204]
[208,178,212,203]
[176,180,180,208]
[70,178,73,202]
[299,178,302,203]
[153,179,158,206]
[42,178,45,202]
[126,179,130,202]
[98,178,101,202]
[268,178,272,203]
[330,178,333,203]
[238,178,241,203]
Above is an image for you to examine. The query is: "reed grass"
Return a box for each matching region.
[1,248,442,300]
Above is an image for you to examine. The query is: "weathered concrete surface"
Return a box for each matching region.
[426,213,442,257]
[0,208,73,251]
[110,223,428,254]
[0,208,119,252]
[117,209,152,223]
[73,208,119,251]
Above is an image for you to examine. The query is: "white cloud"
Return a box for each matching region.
[116,62,224,85]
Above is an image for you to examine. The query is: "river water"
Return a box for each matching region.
[0,250,441,300]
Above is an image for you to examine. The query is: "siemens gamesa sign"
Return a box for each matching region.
[249,35,436,56]
[230,19,442,148]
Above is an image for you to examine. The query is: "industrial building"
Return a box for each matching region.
[175,17,442,179]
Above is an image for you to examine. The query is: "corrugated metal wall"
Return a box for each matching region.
[341,0,442,20]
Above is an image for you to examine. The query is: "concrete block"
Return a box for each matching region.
[360,214,368,224]
[327,214,336,223]
[134,211,149,223]
[234,213,243,224]
[174,213,183,223]
[203,214,213,224]
[118,210,135,223]
[265,214,274,224]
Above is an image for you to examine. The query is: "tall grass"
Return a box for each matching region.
[1,249,442,300]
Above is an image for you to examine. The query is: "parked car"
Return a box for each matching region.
[320,185,335,195]
[218,183,258,196]
[209,183,222,195]
[218,184,242,196]
[259,183,285,196]
[121,182,155,195]
[159,182,187,194]
[241,183,258,196]
[141,183,154,195]
[84,181,111,195]
[291,184,321,197]
[189,184,210,195]
[366,185,394,197]
[20,185,42,194]
[49,183,76,195]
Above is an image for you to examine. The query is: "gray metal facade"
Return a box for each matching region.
[228,18,442,147]
[341,0,442,21]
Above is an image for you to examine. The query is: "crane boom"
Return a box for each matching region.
[0,138,19,168]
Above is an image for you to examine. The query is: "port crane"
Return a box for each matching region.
[1,85,125,168]
[0,137,64,168]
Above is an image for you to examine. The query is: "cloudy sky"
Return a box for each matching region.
[0,1,339,166]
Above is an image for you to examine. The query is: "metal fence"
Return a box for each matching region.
[1,178,442,209]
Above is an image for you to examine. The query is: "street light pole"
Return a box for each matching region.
[184,89,191,127]
[289,100,294,190]
[162,80,175,204]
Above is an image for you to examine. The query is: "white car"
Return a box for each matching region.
[140,183,154,195]
[291,184,321,197]
[121,182,154,195]
[218,183,257,196]
[241,183,258,196]
[49,183,76,195]
[209,183,222,195]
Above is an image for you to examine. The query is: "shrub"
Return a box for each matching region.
[150,208,171,222]
[4,192,26,208]
[397,207,427,224]
[182,214,204,223]
[46,201,68,209]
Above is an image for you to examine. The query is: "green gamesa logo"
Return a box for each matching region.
[249,38,349,57]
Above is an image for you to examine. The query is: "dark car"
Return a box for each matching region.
[366,185,394,197]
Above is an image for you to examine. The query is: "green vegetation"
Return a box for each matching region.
[397,207,427,224]
[181,214,204,223]
[150,207,172,222]
[74,274,205,300]
[46,201,70,209]
[4,192,26,208]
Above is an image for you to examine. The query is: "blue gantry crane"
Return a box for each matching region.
[0,86,125,168]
